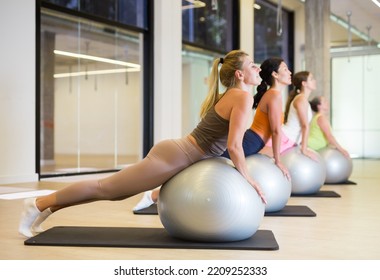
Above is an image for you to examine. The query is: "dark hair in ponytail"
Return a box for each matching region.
[253,57,284,109]
[284,71,310,123]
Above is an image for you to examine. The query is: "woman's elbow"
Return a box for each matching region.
[271,129,281,138]
[227,143,240,156]
[301,123,309,131]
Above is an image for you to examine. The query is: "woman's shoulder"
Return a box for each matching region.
[293,94,309,107]
[225,88,252,101]
[227,87,250,95]
[217,88,252,113]
[260,89,282,113]
[265,88,282,103]
[266,88,281,95]
[315,113,328,124]
[234,90,253,109]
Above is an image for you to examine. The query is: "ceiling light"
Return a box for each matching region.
[254,4,261,10]
[54,68,140,79]
[372,0,380,8]
[54,50,140,69]
[182,0,206,10]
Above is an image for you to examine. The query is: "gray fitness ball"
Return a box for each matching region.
[281,146,326,195]
[318,147,353,184]
[158,157,265,242]
[246,153,291,212]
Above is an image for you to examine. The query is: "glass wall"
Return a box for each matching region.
[331,53,380,158]
[181,0,237,135]
[253,0,294,109]
[43,0,148,29]
[40,9,144,175]
[181,47,223,135]
[182,0,236,53]
[254,0,294,69]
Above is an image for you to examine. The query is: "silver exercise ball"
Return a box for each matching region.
[318,147,353,184]
[281,146,326,195]
[158,157,265,242]
[246,154,291,212]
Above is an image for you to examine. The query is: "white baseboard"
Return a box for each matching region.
[0,173,39,185]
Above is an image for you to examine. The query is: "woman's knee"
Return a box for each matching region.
[96,179,116,200]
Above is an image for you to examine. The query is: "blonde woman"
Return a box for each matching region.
[19,50,266,238]
[134,57,292,212]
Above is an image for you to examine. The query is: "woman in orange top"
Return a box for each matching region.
[222,57,291,175]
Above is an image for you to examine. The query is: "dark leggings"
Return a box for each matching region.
[221,129,265,158]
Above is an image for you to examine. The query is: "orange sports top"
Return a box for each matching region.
[250,106,271,141]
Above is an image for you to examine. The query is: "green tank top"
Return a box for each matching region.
[308,113,328,151]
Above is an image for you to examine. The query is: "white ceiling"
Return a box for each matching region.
[275,0,380,48]
[331,0,380,46]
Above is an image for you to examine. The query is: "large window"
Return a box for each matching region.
[331,53,380,158]
[39,7,146,176]
[182,0,237,53]
[254,0,294,69]
[42,0,148,29]
[181,46,223,135]
[181,0,237,134]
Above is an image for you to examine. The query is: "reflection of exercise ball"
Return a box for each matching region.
[318,147,353,184]
[158,157,265,242]
[246,154,291,212]
[281,147,326,194]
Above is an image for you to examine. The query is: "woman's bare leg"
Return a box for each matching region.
[19,138,205,237]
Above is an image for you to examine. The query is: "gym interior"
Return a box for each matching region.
[0,0,379,272]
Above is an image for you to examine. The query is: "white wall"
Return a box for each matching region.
[292,3,306,72]
[241,0,254,55]
[0,1,37,184]
[332,54,380,158]
[153,0,182,143]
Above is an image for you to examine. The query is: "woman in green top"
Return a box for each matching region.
[308,96,350,158]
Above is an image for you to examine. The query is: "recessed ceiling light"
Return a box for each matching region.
[372,0,380,8]
[54,50,140,69]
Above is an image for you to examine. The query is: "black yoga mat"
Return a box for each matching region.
[325,180,357,185]
[134,204,316,217]
[265,205,316,217]
[291,190,341,198]
[24,226,279,250]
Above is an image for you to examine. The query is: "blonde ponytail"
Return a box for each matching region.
[199,50,248,118]
[199,58,222,118]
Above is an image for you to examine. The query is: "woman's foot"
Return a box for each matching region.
[133,191,154,211]
[32,208,52,233]
[18,198,41,238]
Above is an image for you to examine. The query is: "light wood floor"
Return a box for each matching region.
[1,159,380,260]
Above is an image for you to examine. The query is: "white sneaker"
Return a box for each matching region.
[19,198,41,238]
[32,208,52,233]
[133,191,154,211]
